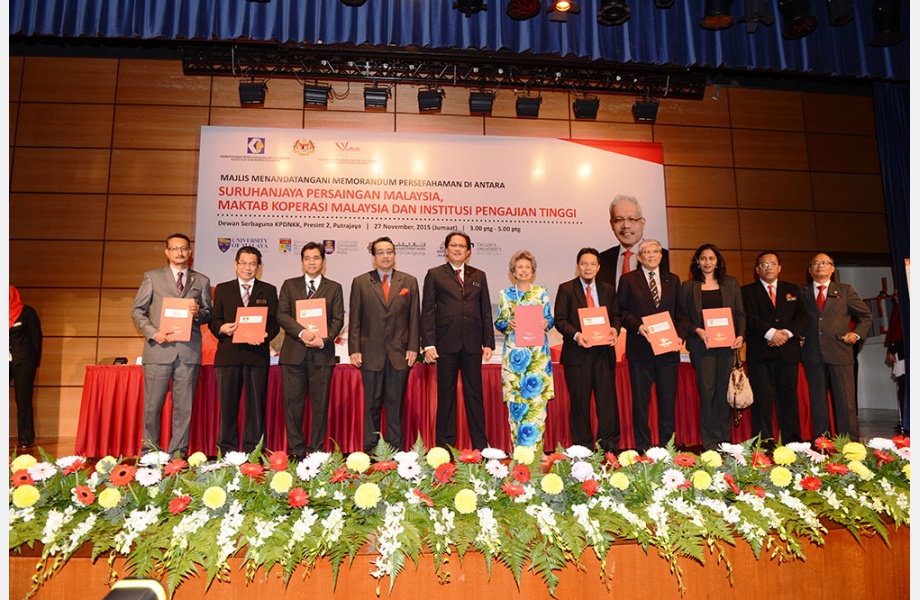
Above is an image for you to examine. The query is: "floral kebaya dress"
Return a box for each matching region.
[494,285,555,448]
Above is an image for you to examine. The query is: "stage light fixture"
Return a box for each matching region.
[339,0,369,5]
[700,0,734,30]
[418,88,444,112]
[469,91,495,115]
[632,99,659,123]
[303,84,331,108]
[364,86,390,110]
[597,1,630,25]
[506,0,542,19]
[573,96,599,119]
[654,0,675,7]
[825,0,854,25]
[549,0,580,22]
[741,0,774,33]
[454,0,486,17]
[869,0,904,47]
[239,80,267,105]
[778,0,817,39]
[516,96,542,118]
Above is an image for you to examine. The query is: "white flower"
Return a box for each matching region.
[481,447,507,460]
[564,445,592,459]
[296,461,321,481]
[485,459,509,479]
[661,468,685,489]
[867,438,896,451]
[646,447,671,463]
[55,455,85,470]
[224,451,248,466]
[570,461,595,482]
[306,451,331,467]
[394,451,419,464]
[786,442,812,453]
[27,462,57,482]
[398,460,422,480]
[718,443,747,465]
[139,451,171,466]
[134,467,162,487]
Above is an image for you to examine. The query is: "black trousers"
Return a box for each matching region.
[215,364,269,454]
[563,351,619,452]
[361,355,410,452]
[436,349,488,450]
[10,361,37,446]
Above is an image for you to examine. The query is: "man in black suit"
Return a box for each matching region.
[277,242,345,457]
[616,239,686,453]
[800,253,871,439]
[422,231,495,450]
[349,237,421,452]
[209,246,279,455]
[597,194,670,291]
[741,251,808,445]
[554,247,622,452]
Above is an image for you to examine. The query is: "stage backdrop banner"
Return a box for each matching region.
[195,127,666,359]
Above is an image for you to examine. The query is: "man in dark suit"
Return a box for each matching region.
[349,237,421,452]
[422,231,495,450]
[597,194,670,291]
[209,246,279,455]
[554,247,622,452]
[277,242,345,457]
[9,285,42,448]
[131,233,212,457]
[741,251,808,445]
[616,239,686,453]
[800,253,871,439]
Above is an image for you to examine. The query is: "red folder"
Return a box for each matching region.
[702,307,735,348]
[159,297,194,342]
[232,307,268,344]
[578,306,612,347]
[641,311,680,355]
[296,299,328,338]
[514,304,543,347]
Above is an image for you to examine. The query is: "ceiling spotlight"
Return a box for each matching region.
[741,0,774,33]
[632,99,659,123]
[654,0,675,7]
[506,0,542,19]
[454,0,486,17]
[573,96,600,119]
[338,0,368,5]
[549,0,580,22]
[417,88,444,113]
[825,0,854,25]
[516,96,542,118]
[701,0,734,30]
[869,0,904,47]
[239,79,267,106]
[597,1,630,25]
[303,84,331,108]
[469,91,495,115]
[364,86,390,111]
[778,0,817,39]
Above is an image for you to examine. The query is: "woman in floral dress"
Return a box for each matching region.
[494,250,555,449]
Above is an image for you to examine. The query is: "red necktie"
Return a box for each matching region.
[455,269,463,286]
[382,273,390,303]
[176,271,184,294]
[817,285,826,311]
[621,250,633,276]
[586,284,596,308]
[768,284,775,307]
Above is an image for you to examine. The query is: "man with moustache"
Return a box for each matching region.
[597,194,670,291]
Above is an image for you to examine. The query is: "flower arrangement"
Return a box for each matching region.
[8,435,910,598]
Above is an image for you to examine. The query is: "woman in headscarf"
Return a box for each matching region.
[9,286,43,448]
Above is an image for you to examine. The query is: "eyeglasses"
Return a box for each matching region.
[611,217,644,226]
[237,261,259,268]
[447,243,468,249]
[167,246,190,253]
[640,248,661,255]
[578,261,599,268]
[757,262,778,269]
[810,260,834,267]
[374,249,395,256]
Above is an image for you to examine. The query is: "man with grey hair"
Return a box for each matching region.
[597,194,670,291]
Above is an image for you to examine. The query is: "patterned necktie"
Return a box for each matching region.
[817,285,826,311]
[307,279,316,299]
[241,282,250,307]
[768,284,776,307]
[176,271,184,294]
[586,284,596,308]
[382,273,390,303]
[455,269,463,286]
[649,271,660,307]
[621,250,633,277]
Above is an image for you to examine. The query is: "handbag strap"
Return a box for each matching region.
[733,348,743,369]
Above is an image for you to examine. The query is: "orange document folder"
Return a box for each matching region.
[232,307,268,344]
[296,299,328,338]
[577,306,611,347]
[642,311,680,355]
[514,304,543,347]
[159,297,194,342]
[702,307,735,348]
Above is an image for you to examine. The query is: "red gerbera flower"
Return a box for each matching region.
[673,453,697,468]
[502,482,526,498]
[512,464,531,483]
[723,474,740,494]
[63,458,87,476]
[635,455,654,464]
[412,488,434,507]
[288,487,310,508]
[164,459,188,476]
[269,451,289,472]
[330,467,350,483]
[799,476,822,491]
[605,452,621,469]
[434,462,456,484]
[892,434,910,449]
[544,452,567,466]
[677,480,693,491]
[814,437,835,452]
[457,449,482,464]
[745,485,765,498]
[874,449,895,465]
[751,452,773,469]
[74,485,95,505]
[826,462,849,475]
[11,469,34,488]
[240,462,265,479]
[109,464,137,486]
[582,479,599,497]
[169,495,192,515]
[372,460,398,473]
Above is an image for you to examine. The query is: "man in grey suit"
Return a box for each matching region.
[277,241,345,458]
[801,253,872,440]
[131,233,212,457]
[349,237,421,452]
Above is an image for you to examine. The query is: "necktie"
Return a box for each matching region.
[242,283,250,307]
[817,285,826,311]
[586,284,596,308]
[768,284,776,307]
[621,249,633,277]
[382,273,390,303]
[176,271,184,294]
[307,280,316,299]
[455,269,463,286]
[649,272,660,307]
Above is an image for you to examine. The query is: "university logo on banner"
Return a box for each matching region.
[247,138,265,154]
[279,239,292,254]
[218,238,232,253]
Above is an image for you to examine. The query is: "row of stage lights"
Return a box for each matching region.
[238,82,662,123]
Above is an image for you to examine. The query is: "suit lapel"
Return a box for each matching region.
[370,271,388,307]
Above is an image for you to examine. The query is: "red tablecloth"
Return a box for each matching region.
[76,362,818,457]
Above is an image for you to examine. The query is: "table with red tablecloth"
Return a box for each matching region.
[76,362,820,457]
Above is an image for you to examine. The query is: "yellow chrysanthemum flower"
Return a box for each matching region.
[699,450,723,468]
[770,466,793,487]
[271,471,294,493]
[618,450,639,466]
[187,452,208,468]
[609,471,630,490]
[202,486,227,509]
[540,473,564,495]
[94,456,117,474]
[12,485,40,508]
[513,445,535,465]
[355,482,382,509]
[841,442,867,462]
[11,454,38,471]
[346,452,371,473]
[426,447,451,468]
[902,463,910,481]
[848,460,873,481]
[98,487,122,509]
[690,470,712,490]
[772,446,796,465]
[454,489,477,514]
